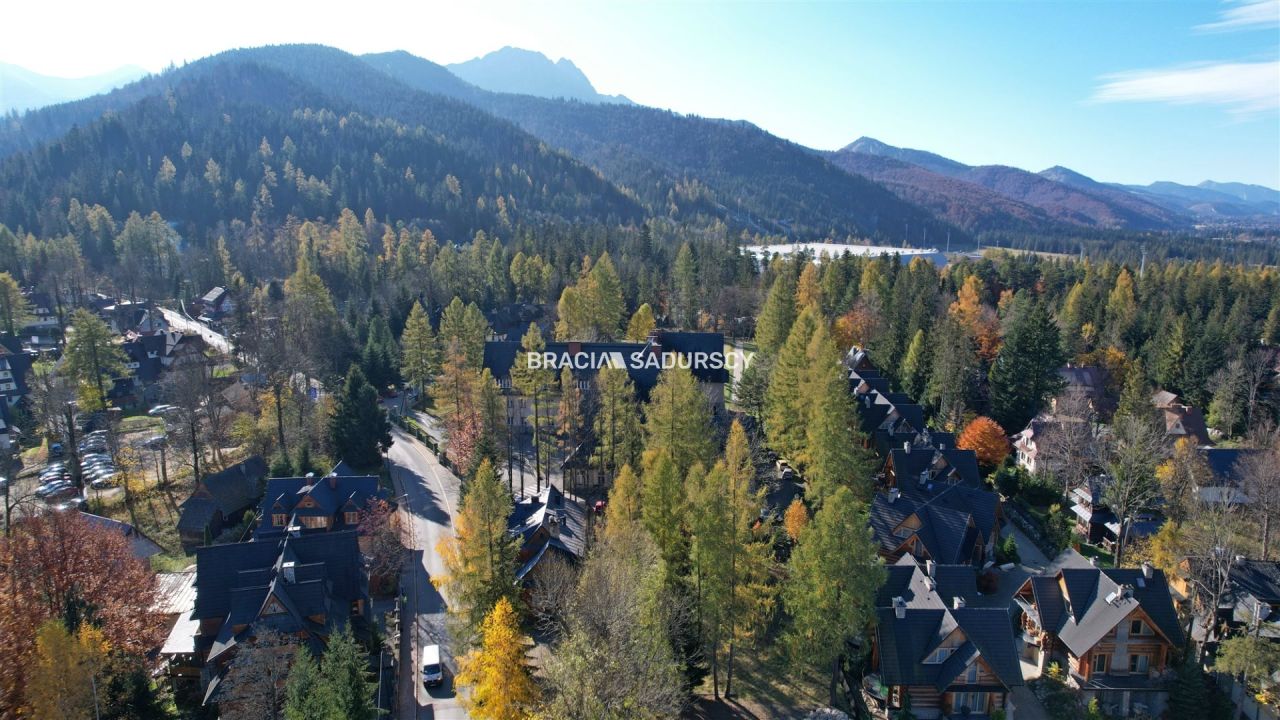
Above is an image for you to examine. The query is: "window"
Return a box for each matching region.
[964,663,978,683]
[1129,654,1149,674]
[344,511,359,526]
[299,515,329,530]
[952,692,988,714]
[1092,654,1108,673]
[1130,619,1147,636]
[272,514,287,527]
[924,647,953,664]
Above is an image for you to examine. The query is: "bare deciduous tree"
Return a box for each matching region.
[1184,499,1247,663]
[1241,424,1280,561]
[1037,388,1097,494]
[1100,414,1168,567]
[217,627,295,720]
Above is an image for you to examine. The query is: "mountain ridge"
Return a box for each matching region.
[446,46,632,105]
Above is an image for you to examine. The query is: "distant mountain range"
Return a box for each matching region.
[0,45,1275,245]
[833,137,1278,232]
[446,47,632,105]
[0,62,148,114]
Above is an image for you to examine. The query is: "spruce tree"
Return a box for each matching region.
[284,647,339,720]
[328,364,392,469]
[320,625,377,720]
[988,295,1065,432]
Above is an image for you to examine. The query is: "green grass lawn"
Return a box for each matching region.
[1078,543,1114,568]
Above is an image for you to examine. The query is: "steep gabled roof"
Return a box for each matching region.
[195,455,268,515]
[874,595,1022,690]
[1022,567,1184,656]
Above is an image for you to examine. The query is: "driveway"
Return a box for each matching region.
[387,425,468,720]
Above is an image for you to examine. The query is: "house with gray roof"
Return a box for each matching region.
[254,471,387,540]
[870,557,1022,719]
[508,483,589,583]
[869,479,1001,568]
[1014,564,1183,717]
[178,456,267,548]
[189,529,369,708]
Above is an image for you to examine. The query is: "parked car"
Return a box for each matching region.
[422,644,444,687]
[89,476,117,489]
[51,497,86,512]
[36,480,73,498]
[148,404,179,416]
[0,476,8,491]
[144,435,167,450]
[44,484,80,501]
[86,467,117,480]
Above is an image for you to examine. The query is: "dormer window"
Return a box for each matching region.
[272,514,287,526]
[344,511,359,526]
[924,647,953,664]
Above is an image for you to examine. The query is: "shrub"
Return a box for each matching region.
[996,534,1020,564]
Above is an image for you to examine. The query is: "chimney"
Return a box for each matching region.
[567,341,582,356]
[282,561,296,583]
[888,488,900,503]
[287,524,302,537]
[328,474,337,490]
[903,441,911,454]
[893,597,907,620]
[952,597,966,610]
[1089,556,1098,567]
[1142,562,1153,580]
[926,560,936,579]
[547,512,561,537]
[1235,555,1247,567]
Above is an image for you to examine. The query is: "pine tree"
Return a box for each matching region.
[803,322,876,504]
[400,300,440,396]
[754,270,797,357]
[327,364,392,469]
[783,487,886,706]
[764,306,819,460]
[438,459,520,642]
[456,597,539,720]
[643,365,715,476]
[625,303,657,342]
[988,295,1065,432]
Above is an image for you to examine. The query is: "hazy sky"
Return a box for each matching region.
[4,0,1279,187]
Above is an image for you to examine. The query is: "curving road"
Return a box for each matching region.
[387,424,468,720]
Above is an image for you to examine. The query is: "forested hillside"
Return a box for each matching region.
[363,50,961,242]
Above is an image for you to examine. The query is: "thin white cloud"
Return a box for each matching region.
[1093,60,1280,115]
[1195,0,1280,32]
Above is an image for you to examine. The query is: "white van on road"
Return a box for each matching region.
[421,644,443,687]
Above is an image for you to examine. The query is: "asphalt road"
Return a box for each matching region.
[386,424,468,720]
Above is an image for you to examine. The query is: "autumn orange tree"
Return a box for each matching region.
[957,415,1011,471]
[0,511,162,714]
[783,498,810,542]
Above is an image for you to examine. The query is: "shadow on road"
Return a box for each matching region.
[399,470,453,526]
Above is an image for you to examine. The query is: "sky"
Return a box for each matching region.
[3,0,1279,187]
